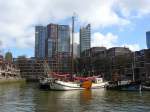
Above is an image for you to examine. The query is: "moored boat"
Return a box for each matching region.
[106,80,141,91]
[39,74,108,90]
[39,15,107,91]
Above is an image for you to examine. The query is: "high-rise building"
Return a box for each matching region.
[46,24,71,73]
[46,24,58,57]
[58,25,70,53]
[80,24,91,56]
[34,24,71,73]
[146,31,150,49]
[46,24,70,57]
[35,26,47,58]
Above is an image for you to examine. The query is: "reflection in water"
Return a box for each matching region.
[0,83,150,112]
[81,90,92,103]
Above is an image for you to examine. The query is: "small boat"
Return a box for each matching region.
[106,80,141,91]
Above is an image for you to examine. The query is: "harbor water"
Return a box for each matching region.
[0,83,150,112]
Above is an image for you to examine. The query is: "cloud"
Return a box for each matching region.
[0,0,130,50]
[91,32,141,51]
[121,44,140,51]
[76,0,130,28]
[91,32,118,48]
[117,0,150,18]
[0,0,149,55]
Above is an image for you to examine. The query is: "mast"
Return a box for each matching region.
[57,24,59,73]
[71,15,75,76]
[132,52,135,81]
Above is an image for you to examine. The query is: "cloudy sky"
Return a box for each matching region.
[0,0,150,57]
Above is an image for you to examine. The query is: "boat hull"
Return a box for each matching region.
[47,81,107,90]
[39,77,107,91]
[120,84,141,91]
[142,85,150,91]
[39,78,84,90]
[48,81,84,90]
[106,82,141,91]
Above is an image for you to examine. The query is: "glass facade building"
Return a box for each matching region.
[80,24,91,56]
[58,25,70,53]
[146,31,150,49]
[46,24,70,57]
[35,26,47,58]
[47,38,53,57]
[47,24,58,57]
[35,24,70,58]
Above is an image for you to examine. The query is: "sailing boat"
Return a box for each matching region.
[39,15,92,90]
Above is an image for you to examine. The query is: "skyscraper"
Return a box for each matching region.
[58,25,70,53]
[35,26,47,58]
[46,24,58,57]
[46,24,71,73]
[146,31,150,49]
[46,24,70,57]
[80,24,91,56]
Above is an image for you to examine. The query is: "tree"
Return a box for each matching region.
[5,52,13,62]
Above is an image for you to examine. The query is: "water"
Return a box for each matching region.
[0,83,150,112]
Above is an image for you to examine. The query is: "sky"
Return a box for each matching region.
[0,0,150,58]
